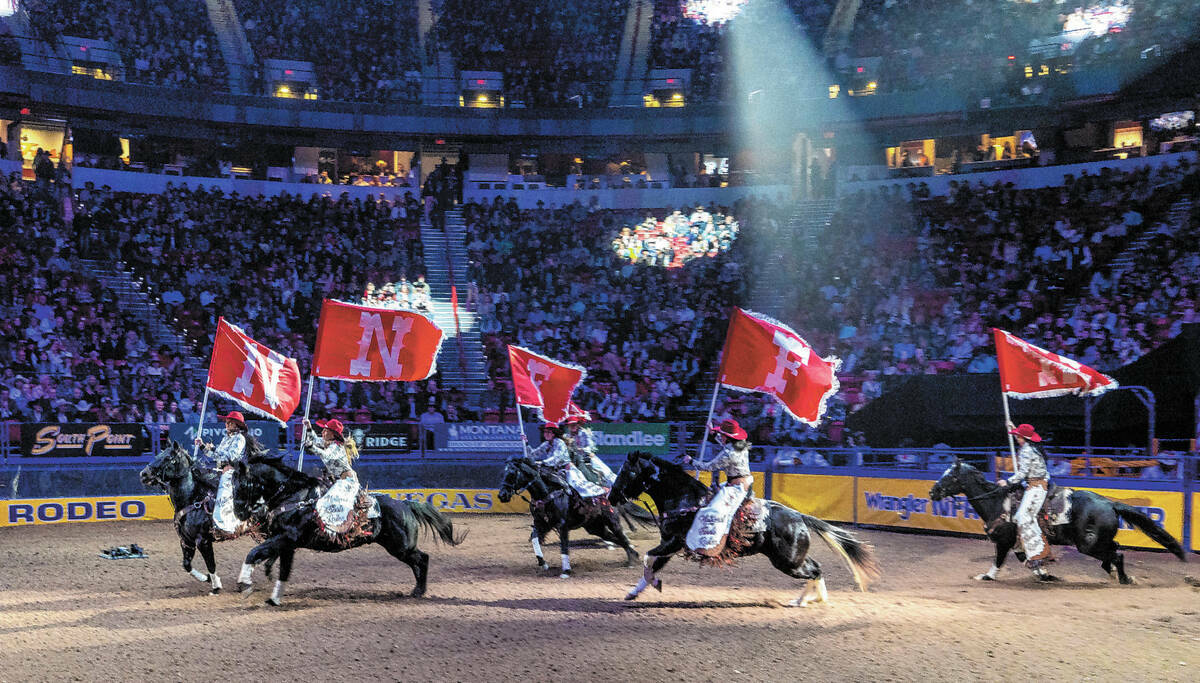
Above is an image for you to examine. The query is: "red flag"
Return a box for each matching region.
[993,328,1117,398]
[311,299,444,381]
[206,318,303,424]
[566,400,591,421]
[507,345,586,423]
[718,308,841,425]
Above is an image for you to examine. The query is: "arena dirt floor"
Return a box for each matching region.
[1,514,1198,682]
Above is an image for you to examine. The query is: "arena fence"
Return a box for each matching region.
[0,421,1196,554]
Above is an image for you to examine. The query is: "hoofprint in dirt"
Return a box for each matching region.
[0,516,1196,682]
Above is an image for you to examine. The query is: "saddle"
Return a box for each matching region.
[990,483,1072,537]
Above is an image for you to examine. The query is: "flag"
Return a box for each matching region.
[718,308,841,425]
[566,400,591,421]
[993,328,1118,399]
[312,299,444,381]
[507,345,586,423]
[206,318,303,424]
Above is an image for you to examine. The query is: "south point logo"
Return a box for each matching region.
[595,430,666,447]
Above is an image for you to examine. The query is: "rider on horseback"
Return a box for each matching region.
[531,422,606,500]
[194,411,253,534]
[302,417,378,537]
[563,414,616,487]
[1002,422,1052,568]
[681,419,753,556]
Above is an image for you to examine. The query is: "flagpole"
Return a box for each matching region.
[191,386,210,458]
[514,398,530,457]
[1001,390,1017,464]
[696,379,721,464]
[296,373,315,471]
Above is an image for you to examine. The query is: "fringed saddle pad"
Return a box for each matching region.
[316,489,378,547]
[997,485,1073,533]
[683,495,766,568]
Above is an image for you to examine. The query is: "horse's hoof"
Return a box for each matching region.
[237,582,253,594]
[786,598,809,608]
[973,574,995,581]
[209,587,222,595]
[265,597,281,607]
[1120,576,1136,585]
[411,588,426,598]
[537,562,549,572]
[652,578,662,593]
[560,571,572,579]
[624,591,639,601]
[1037,574,1060,583]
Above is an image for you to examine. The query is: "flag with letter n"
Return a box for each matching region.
[206,317,303,424]
[507,345,586,424]
[993,328,1117,399]
[311,299,445,382]
[718,308,841,426]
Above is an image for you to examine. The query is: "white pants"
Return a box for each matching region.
[686,482,750,552]
[213,470,242,534]
[1015,485,1048,560]
[589,455,617,487]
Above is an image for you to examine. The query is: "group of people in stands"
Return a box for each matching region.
[612,206,739,267]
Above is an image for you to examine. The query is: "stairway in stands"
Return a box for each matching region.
[1054,196,1194,317]
[75,259,205,378]
[3,4,70,74]
[418,208,489,404]
[609,0,653,107]
[746,199,839,318]
[205,0,255,94]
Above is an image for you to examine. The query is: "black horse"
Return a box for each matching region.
[139,439,248,594]
[231,454,462,605]
[609,452,880,606]
[497,455,641,577]
[929,461,1186,583]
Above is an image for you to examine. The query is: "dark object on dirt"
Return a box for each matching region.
[100,544,149,559]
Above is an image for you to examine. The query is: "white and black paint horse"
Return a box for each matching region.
[929,460,1186,583]
[609,452,880,606]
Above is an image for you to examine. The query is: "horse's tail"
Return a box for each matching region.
[800,513,882,591]
[1112,502,1186,561]
[396,500,466,546]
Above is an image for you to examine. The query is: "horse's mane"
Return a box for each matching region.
[637,452,710,496]
[248,452,323,490]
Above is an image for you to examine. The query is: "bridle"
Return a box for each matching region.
[940,464,1007,503]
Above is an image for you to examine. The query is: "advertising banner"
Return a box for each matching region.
[771,473,855,523]
[587,423,672,455]
[1,495,174,527]
[345,423,413,454]
[693,469,767,500]
[856,476,985,534]
[436,423,531,453]
[168,421,281,451]
[1072,485,1185,550]
[374,488,529,514]
[20,423,150,458]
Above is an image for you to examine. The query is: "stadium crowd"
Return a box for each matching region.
[25,0,228,90]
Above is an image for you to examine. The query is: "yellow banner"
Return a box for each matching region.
[1194,493,1199,554]
[771,473,854,522]
[857,477,985,534]
[1071,486,1184,550]
[373,488,529,514]
[693,470,766,499]
[0,495,175,527]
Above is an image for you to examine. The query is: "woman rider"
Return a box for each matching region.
[681,419,753,557]
[530,422,606,499]
[194,411,253,535]
[302,417,376,536]
[563,414,616,487]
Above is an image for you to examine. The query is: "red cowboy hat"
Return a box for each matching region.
[1008,423,1042,442]
[217,411,246,428]
[710,418,747,441]
[562,414,590,425]
[315,418,346,441]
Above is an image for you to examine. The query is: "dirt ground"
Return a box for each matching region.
[0,514,1197,682]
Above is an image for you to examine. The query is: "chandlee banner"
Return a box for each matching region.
[168,421,281,451]
[770,472,854,523]
[20,423,150,458]
[1,495,174,526]
[586,423,672,455]
[435,423,537,453]
[344,423,414,453]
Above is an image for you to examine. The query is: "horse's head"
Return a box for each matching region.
[140,440,193,490]
[609,451,659,505]
[929,460,981,501]
[497,455,535,503]
[231,457,305,520]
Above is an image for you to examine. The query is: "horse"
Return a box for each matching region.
[609,451,880,606]
[139,439,248,594]
[231,453,462,605]
[929,460,1186,583]
[496,455,641,577]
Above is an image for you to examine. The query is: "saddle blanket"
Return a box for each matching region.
[316,474,380,536]
[563,464,607,499]
[686,483,751,552]
[213,469,243,534]
[1003,485,1073,527]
